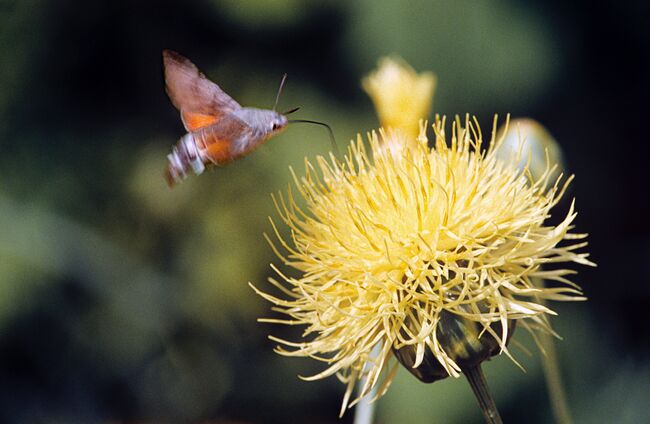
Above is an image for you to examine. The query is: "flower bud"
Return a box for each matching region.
[495,118,566,183]
[393,307,516,383]
[362,57,436,140]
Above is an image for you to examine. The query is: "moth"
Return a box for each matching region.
[162,50,332,187]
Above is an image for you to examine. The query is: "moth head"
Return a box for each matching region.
[270,112,289,132]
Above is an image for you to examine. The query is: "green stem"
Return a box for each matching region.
[540,331,573,424]
[464,365,503,424]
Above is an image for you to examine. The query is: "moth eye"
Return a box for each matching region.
[272,122,278,130]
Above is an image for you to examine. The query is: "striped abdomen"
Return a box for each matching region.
[165,133,207,187]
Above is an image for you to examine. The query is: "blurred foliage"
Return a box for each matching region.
[0,0,648,423]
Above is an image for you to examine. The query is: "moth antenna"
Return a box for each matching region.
[288,119,340,156]
[273,73,288,111]
[283,107,300,115]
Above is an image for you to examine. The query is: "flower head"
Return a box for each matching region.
[362,57,436,140]
[253,115,592,414]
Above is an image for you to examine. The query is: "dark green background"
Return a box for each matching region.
[0,0,648,422]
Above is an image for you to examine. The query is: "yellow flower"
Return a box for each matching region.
[362,57,436,140]
[253,116,593,414]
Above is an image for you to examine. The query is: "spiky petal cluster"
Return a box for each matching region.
[253,116,592,414]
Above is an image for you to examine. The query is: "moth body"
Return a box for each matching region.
[164,108,288,186]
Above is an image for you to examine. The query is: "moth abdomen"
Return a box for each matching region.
[165,133,206,187]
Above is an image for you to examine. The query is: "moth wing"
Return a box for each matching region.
[163,50,242,131]
[181,111,220,132]
[201,115,258,164]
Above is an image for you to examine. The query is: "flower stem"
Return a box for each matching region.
[353,344,382,424]
[353,392,376,424]
[540,331,573,424]
[464,365,503,424]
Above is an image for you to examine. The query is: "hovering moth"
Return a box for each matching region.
[163,50,304,187]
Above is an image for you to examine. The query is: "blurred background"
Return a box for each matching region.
[0,0,648,423]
